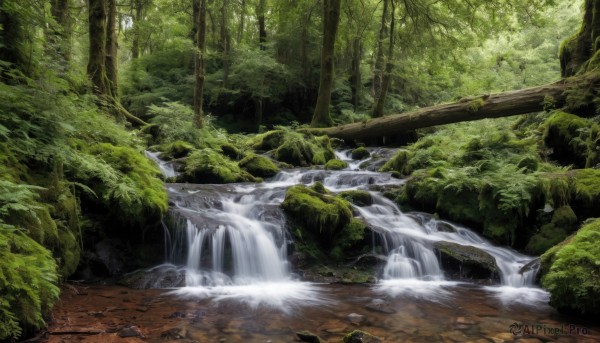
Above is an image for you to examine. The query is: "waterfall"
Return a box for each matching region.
[157,147,542,308]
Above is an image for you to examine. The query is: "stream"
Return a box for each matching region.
[45,149,600,342]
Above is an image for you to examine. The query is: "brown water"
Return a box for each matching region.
[44,282,599,343]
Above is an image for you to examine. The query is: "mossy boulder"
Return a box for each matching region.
[249,130,285,151]
[434,241,500,281]
[337,190,373,207]
[343,330,381,343]
[157,141,195,161]
[274,132,335,167]
[330,218,368,261]
[379,150,412,175]
[238,154,280,178]
[179,149,258,184]
[573,168,600,218]
[325,159,348,170]
[351,147,370,160]
[296,331,324,343]
[282,185,352,247]
[541,219,600,316]
[543,112,600,168]
[221,143,242,160]
[526,205,578,255]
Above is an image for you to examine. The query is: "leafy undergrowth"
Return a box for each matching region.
[0,74,166,340]
[381,114,597,250]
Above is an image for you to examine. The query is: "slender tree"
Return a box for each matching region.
[106,0,118,96]
[373,0,395,118]
[310,0,342,128]
[193,0,207,128]
[257,0,267,50]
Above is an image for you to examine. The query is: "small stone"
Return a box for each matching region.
[347,313,366,325]
[343,330,381,343]
[296,330,324,343]
[456,317,477,325]
[118,325,143,338]
[136,306,148,312]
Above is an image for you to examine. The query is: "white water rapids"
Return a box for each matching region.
[147,148,548,309]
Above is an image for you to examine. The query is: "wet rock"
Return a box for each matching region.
[343,330,381,343]
[118,325,143,338]
[434,241,500,282]
[351,147,370,160]
[296,330,324,343]
[347,313,366,325]
[519,257,540,275]
[118,264,186,289]
[365,299,396,314]
[161,328,186,339]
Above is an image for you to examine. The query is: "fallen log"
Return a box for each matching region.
[313,76,591,141]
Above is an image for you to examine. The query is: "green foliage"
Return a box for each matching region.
[526,206,578,255]
[0,224,60,341]
[541,219,600,316]
[384,119,568,245]
[156,141,195,161]
[572,168,600,218]
[238,154,280,178]
[325,159,349,170]
[179,148,258,184]
[543,111,600,168]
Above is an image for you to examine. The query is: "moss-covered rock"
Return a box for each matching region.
[296,331,324,343]
[573,168,600,218]
[541,219,600,316]
[221,143,242,160]
[526,206,577,256]
[434,241,500,281]
[274,132,335,167]
[325,159,348,170]
[248,130,285,151]
[157,140,195,161]
[86,143,168,226]
[330,218,368,261]
[282,185,352,247]
[337,190,373,207]
[238,154,280,178]
[379,150,412,175]
[179,148,259,184]
[343,330,381,343]
[351,147,370,160]
[543,112,600,168]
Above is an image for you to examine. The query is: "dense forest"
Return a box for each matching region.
[1,0,600,341]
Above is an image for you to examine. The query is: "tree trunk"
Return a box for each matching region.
[220,0,230,87]
[237,0,245,43]
[310,0,341,128]
[131,0,143,59]
[88,0,110,96]
[257,0,267,50]
[373,0,395,118]
[372,0,389,107]
[313,78,592,141]
[50,0,72,64]
[560,0,600,77]
[106,0,118,98]
[350,38,362,112]
[193,0,207,128]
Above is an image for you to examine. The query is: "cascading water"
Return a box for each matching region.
[146,147,545,307]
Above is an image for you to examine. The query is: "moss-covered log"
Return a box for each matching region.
[313,76,600,141]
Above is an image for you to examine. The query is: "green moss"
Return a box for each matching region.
[311,181,328,194]
[325,159,348,170]
[282,185,353,247]
[379,150,412,175]
[573,168,600,217]
[343,330,381,343]
[517,156,539,173]
[337,190,373,207]
[238,154,280,178]
[274,132,335,167]
[221,143,242,160]
[331,219,368,261]
[351,147,370,160]
[86,143,168,226]
[248,130,285,151]
[543,111,600,168]
[180,148,259,184]
[467,98,485,113]
[0,224,60,341]
[541,219,600,316]
[157,140,195,161]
